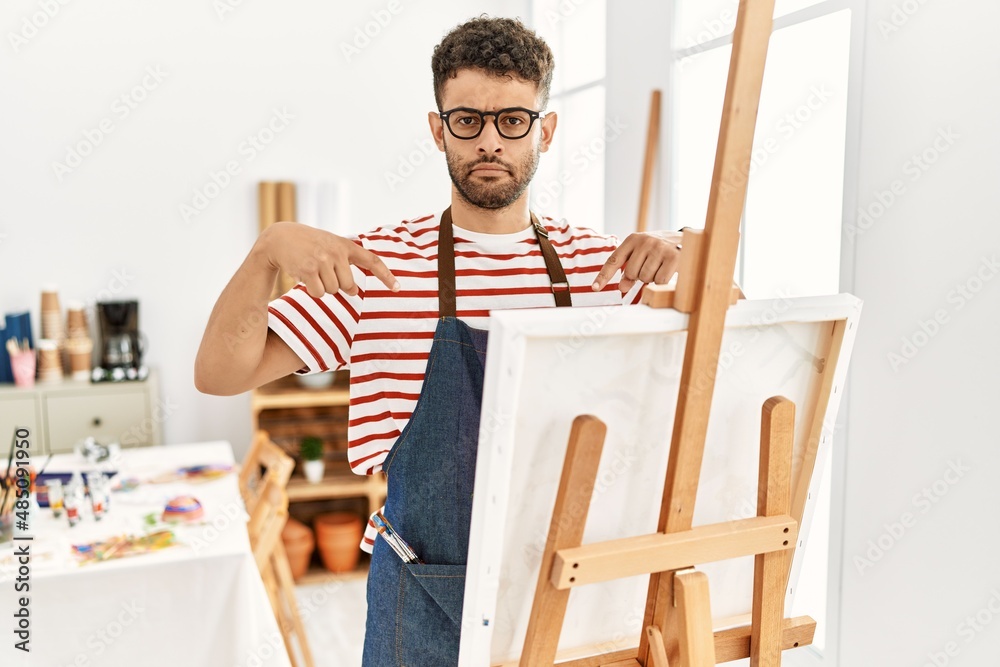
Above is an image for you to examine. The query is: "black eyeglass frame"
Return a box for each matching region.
[438,106,544,140]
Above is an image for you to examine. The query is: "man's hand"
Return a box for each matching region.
[260,222,400,298]
[592,230,685,294]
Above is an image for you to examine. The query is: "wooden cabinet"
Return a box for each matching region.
[251,371,386,585]
[0,369,161,454]
[0,397,42,447]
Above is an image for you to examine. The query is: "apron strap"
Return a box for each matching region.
[529,211,573,309]
[438,206,572,318]
[438,207,458,318]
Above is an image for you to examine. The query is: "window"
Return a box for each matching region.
[528,0,609,231]
[672,3,851,299]
[669,1,857,657]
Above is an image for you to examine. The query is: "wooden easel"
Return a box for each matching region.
[636,89,661,234]
[517,1,813,664]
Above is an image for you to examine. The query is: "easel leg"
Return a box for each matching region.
[646,626,670,667]
[273,540,315,667]
[519,415,608,666]
[751,397,795,666]
[675,569,717,667]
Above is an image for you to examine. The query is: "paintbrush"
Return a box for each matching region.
[36,453,53,477]
[2,430,14,479]
[0,431,16,516]
[98,535,129,561]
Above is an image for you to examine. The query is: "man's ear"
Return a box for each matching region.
[428,111,446,151]
[538,112,558,154]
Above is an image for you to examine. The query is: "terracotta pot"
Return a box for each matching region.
[314,512,363,573]
[281,518,315,581]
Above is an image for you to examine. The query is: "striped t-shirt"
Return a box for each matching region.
[267,210,643,551]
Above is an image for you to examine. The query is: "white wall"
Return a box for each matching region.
[838,0,1000,664]
[0,0,527,458]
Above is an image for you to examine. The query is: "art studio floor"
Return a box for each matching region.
[295,578,368,665]
[292,578,756,667]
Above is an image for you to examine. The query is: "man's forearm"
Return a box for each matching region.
[194,241,278,395]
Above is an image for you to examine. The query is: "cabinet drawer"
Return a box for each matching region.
[45,392,151,453]
[0,397,42,451]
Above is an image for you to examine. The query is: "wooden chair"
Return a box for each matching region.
[239,430,295,514]
[242,433,315,667]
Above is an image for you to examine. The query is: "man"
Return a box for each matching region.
[195,16,682,666]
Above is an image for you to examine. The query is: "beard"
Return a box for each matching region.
[444,139,540,210]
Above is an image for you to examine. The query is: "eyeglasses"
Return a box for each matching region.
[439,107,543,140]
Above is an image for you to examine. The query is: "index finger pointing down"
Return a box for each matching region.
[350,244,400,292]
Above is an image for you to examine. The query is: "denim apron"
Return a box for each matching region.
[361,207,571,666]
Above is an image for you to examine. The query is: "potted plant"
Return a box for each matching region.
[299,437,325,484]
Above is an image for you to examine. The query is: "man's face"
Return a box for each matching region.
[429,68,557,211]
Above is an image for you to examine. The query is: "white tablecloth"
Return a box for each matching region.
[0,441,291,667]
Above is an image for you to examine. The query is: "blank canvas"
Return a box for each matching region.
[459,294,861,665]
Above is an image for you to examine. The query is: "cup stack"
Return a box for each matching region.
[64,301,92,380]
[40,287,65,343]
[36,339,63,383]
[40,287,65,382]
[66,338,93,381]
[65,302,88,339]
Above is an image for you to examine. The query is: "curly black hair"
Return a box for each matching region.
[431,16,555,110]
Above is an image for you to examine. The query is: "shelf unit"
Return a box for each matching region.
[250,372,386,586]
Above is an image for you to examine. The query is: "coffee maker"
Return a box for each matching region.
[94,300,148,382]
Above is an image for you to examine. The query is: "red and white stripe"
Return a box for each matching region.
[267,211,642,552]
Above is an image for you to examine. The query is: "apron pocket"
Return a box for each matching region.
[398,562,466,665]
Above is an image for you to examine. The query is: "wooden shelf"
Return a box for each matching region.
[287,471,386,503]
[251,372,351,412]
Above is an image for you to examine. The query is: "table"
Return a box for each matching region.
[0,441,291,667]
